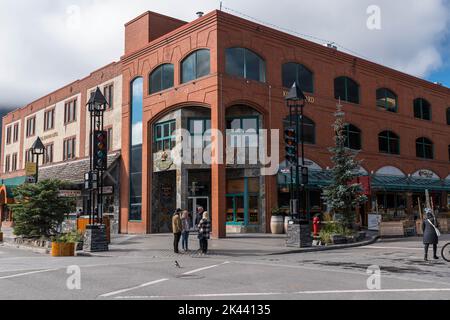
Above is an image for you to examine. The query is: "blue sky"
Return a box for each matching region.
[0,0,449,109]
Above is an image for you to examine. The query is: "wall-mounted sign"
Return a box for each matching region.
[41,132,58,141]
[283,90,315,104]
[416,169,435,179]
[59,190,82,198]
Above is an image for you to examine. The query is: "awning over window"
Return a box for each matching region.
[39,152,121,185]
[371,175,449,192]
[278,171,450,192]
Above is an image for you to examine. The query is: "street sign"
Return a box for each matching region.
[25,162,37,176]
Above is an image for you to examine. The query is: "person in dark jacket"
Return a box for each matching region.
[422,208,439,261]
[197,211,211,254]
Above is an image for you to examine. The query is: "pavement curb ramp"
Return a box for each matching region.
[269,235,380,255]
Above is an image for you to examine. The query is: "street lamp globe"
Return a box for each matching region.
[87,87,108,112]
[31,137,45,156]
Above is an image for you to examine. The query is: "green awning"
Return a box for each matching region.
[1,176,27,186]
[371,175,450,192]
[278,169,333,188]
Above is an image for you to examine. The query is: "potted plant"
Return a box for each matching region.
[270,207,285,234]
[51,231,82,257]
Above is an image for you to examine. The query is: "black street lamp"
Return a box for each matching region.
[86,87,108,225]
[285,81,308,222]
[31,137,45,183]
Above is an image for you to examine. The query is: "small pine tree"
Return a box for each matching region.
[8,179,75,238]
[322,103,368,226]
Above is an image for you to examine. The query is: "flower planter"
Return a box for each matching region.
[331,234,347,245]
[51,242,75,257]
[270,216,284,234]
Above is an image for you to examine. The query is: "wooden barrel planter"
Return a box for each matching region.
[51,242,75,257]
[271,216,285,234]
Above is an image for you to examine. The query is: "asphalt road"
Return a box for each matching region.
[0,235,449,300]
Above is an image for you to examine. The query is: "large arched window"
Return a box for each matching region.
[129,77,143,221]
[334,76,359,104]
[413,98,431,120]
[283,115,315,144]
[149,64,174,94]
[416,137,434,159]
[344,124,362,150]
[181,49,210,83]
[225,47,266,82]
[446,107,450,125]
[379,131,400,155]
[282,63,314,93]
[376,88,398,112]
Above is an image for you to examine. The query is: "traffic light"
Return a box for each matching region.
[284,128,297,165]
[301,166,309,185]
[93,130,108,170]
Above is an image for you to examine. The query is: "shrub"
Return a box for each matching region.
[8,180,75,238]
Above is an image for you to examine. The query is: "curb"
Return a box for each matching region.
[1,241,50,254]
[268,235,380,255]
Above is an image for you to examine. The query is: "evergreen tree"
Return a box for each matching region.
[322,103,368,225]
[8,180,75,238]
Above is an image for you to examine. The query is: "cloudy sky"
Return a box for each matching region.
[0,0,449,110]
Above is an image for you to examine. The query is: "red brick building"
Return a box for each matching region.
[1,10,450,237]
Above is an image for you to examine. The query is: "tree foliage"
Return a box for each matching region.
[322,104,368,225]
[7,180,75,238]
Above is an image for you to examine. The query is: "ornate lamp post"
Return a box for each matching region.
[31,137,45,183]
[285,82,312,248]
[285,81,308,222]
[83,87,109,252]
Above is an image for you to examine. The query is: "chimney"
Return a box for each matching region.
[196,11,204,18]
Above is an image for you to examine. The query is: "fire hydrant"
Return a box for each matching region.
[313,215,321,237]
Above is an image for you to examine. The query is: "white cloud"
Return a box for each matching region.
[0,0,448,108]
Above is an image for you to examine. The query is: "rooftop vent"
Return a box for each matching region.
[196,11,204,18]
[434,81,443,86]
[324,42,338,50]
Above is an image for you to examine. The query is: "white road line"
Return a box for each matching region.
[182,261,230,275]
[0,268,58,280]
[99,278,169,298]
[114,288,450,299]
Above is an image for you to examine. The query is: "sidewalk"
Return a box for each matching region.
[1,226,379,257]
[82,231,379,258]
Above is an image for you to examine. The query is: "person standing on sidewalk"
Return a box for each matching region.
[422,208,440,261]
[197,211,211,254]
[181,210,191,252]
[172,209,182,254]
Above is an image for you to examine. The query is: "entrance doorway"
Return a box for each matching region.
[188,196,209,230]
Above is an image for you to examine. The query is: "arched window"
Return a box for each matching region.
[129,77,143,221]
[344,124,362,150]
[416,137,434,159]
[334,76,359,104]
[149,64,174,94]
[413,98,431,120]
[446,107,450,125]
[283,115,315,144]
[376,88,398,112]
[181,49,210,83]
[378,131,400,155]
[282,63,314,93]
[226,47,266,82]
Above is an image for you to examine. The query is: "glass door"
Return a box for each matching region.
[188,196,209,230]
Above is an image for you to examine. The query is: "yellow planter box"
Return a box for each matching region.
[51,242,75,257]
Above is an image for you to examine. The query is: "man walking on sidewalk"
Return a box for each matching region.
[172,209,182,254]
